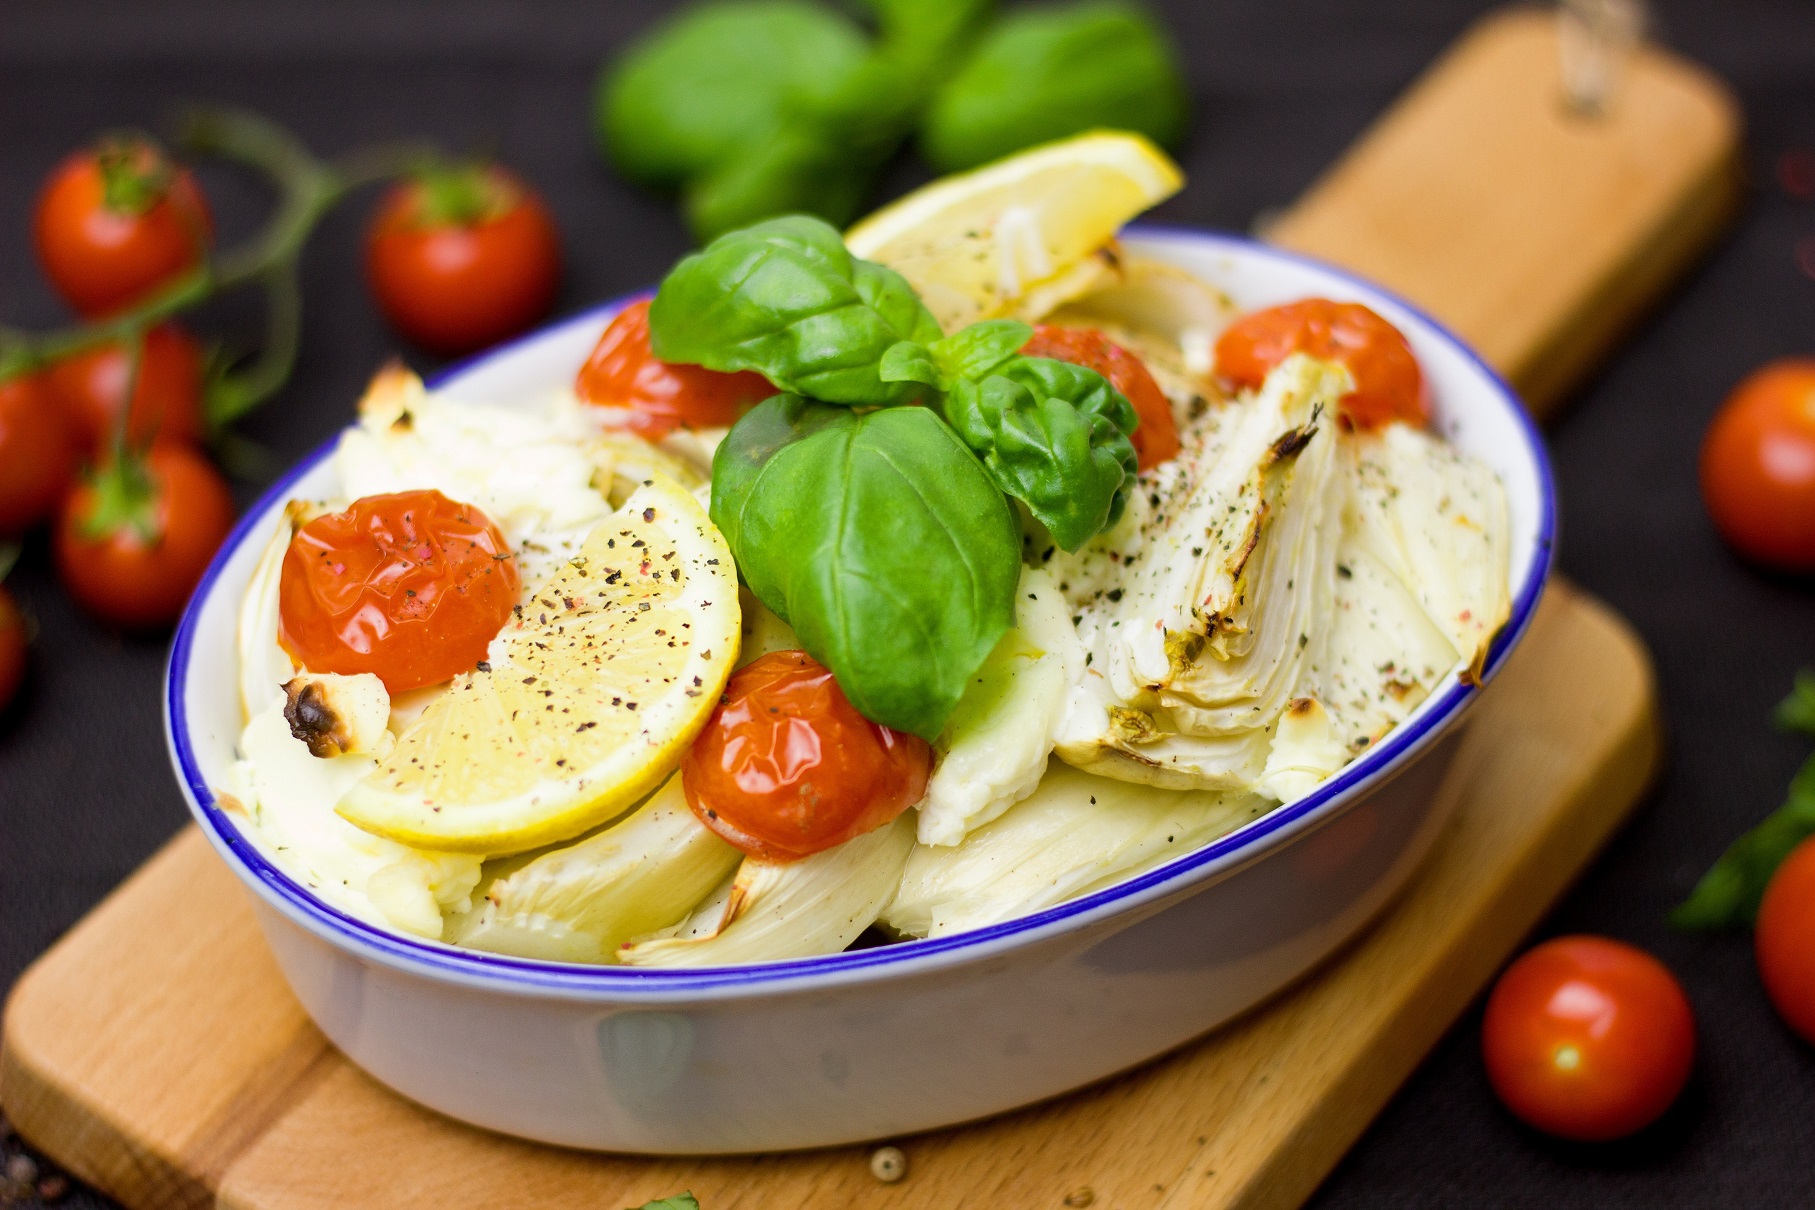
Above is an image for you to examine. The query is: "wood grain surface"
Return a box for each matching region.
[1,6,1736,1208]
[1270,8,1741,417]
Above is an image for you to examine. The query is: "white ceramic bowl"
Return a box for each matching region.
[165,228,1554,1154]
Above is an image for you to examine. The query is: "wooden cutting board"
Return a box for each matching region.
[0,8,1738,1210]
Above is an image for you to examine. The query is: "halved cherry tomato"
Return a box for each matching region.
[0,372,78,534]
[366,164,561,357]
[1756,833,1815,1044]
[1215,299,1428,430]
[1022,324,1180,469]
[1700,360,1815,572]
[48,322,204,452]
[574,298,773,441]
[682,650,931,862]
[279,489,520,693]
[34,137,212,318]
[0,582,24,713]
[1481,936,1695,1142]
[55,441,234,629]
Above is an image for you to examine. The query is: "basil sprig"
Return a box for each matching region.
[1673,672,1815,929]
[711,395,1020,739]
[655,215,1144,736]
[649,215,941,408]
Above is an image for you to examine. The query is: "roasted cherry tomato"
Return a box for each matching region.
[365,164,562,357]
[47,322,204,452]
[683,650,931,862]
[1700,360,1815,572]
[1482,936,1695,1142]
[0,582,24,713]
[1215,298,1427,430]
[34,137,212,318]
[574,298,773,440]
[0,372,78,534]
[1022,324,1180,470]
[279,489,520,692]
[55,441,234,629]
[1756,834,1815,1044]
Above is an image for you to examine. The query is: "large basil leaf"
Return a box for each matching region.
[598,3,871,190]
[712,395,1021,739]
[650,216,943,408]
[922,1,1189,173]
[945,356,1137,551]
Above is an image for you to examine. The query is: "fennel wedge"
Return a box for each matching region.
[619,813,916,967]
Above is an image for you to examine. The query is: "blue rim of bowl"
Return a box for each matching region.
[165,225,1557,996]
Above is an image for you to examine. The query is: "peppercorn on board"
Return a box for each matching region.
[0,8,1734,1208]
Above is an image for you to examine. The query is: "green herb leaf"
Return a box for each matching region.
[684,127,875,241]
[650,216,942,407]
[879,320,1033,393]
[945,355,1137,551]
[711,395,1021,739]
[1777,669,1815,738]
[597,3,870,190]
[1672,755,1815,929]
[1673,676,1815,929]
[922,1,1190,173]
[631,1195,700,1210]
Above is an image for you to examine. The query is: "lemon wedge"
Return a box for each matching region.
[844,131,1183,332]
[336,476,740,854]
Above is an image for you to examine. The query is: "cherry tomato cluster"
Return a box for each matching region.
[0,138,236,710]
[0,131,565,715]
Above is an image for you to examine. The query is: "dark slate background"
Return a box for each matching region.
[2,1,1814,1205]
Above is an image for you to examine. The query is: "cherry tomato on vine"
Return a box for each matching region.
[574,298,773,440]
[47,322,204,452]
[1215,298,1428,430]
[278,489,520,693]
[682,650,931,862]
[1699,360,1815,572]
[1022,324,1180,469]
[1481,936,1695,1142]
[55,441,234,629]
[1755,834,1815,1044]
[34,137,213,318]
[365,164,561,357]
[0,582,25,714]
[0,372,78,534]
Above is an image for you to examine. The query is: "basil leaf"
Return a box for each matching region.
[945,355,1137,551]
[879,320,1034,393]
[650,216,942,408]
[631,1195,699,1210]
[712,395,1021,739]
[598,3,870,190]
[922,1,1190,173]
[684,128,875,241]
[1675,672,1815,929]
[1672,754,1815,929]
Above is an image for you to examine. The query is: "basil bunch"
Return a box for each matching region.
[599,0,991,241]
[598,0,1186,242]
[654,216,1139,736]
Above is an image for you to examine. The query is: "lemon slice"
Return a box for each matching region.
[337,476,740,854]
[844,131,1183,332]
